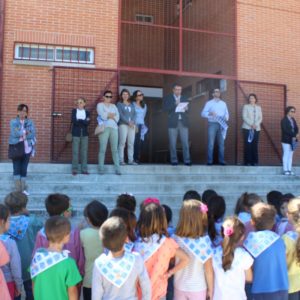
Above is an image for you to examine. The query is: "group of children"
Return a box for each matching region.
[0,189,299,300]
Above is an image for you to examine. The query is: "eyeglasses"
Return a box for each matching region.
[105,95,113,99]
[137,93,144,97]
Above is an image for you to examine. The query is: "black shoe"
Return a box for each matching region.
[219,162,227,166]
[171,162,178,166]
[185,162,192,166]
[207,163,213,166]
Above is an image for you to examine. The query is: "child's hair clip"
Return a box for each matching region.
[200,203,208,213]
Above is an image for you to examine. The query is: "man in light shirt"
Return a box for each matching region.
[201,88,229,165]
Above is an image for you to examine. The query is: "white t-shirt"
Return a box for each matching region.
[173,235,212,292]
[212,246,253,300]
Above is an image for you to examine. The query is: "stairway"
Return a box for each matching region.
[1,163,299,223]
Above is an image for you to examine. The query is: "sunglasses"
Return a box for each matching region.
[105,95,113,99]
[137,93,144,97]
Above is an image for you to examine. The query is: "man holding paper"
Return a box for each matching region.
[201,88,229,165]
[163,83,191,166]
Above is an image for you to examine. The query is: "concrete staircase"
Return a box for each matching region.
[1,163,300,222]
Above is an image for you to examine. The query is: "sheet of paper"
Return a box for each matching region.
[175,102,188,113]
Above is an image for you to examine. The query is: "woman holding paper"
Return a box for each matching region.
[281,106,299,175]
[242,94,263,166]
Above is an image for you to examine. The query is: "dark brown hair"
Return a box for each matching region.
[176,200,207,238]
[234,192,262,215]
[100,217,127,252]
[287,198,300,264]
[116,193,136,212]
[137,203,167,241]
[221,217,245,271]
[45,216,71,243]
[4,192,28,214]
[83,200,108,228]
[0,204,10,223]
[45,193,70,217]
[119,88,131,103]
[251,203,276,230]
[110,208,137,242]
[248,93,258,103]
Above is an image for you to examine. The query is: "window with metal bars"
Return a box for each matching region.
[14,43,94,64]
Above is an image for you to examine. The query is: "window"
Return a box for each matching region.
[135,14,154,24]
[14,43,94,64]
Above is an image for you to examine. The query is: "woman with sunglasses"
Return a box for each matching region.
[117,89,136,165]
[132,90,147,164]
[9,104,36,195]
[97,90,121,175]
[71,98,90,175]
[281,106,299,175]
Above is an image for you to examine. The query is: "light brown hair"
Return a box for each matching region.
[176,200,207,238]
[4,192,28,214]
[45,216,71,243]
[221,217,245,271]
[137,203,167,241]
[287,198,300,264]
[251,203,276,230]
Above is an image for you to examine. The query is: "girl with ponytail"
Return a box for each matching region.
[282,198,300,299]
[212,217,253,300]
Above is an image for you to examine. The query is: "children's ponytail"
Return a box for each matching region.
[221,217,245,271]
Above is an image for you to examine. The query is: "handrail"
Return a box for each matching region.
[236,81,282,161]
[53,69,118,161]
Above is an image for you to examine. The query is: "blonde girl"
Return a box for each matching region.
[282,198,300,300]
[213,217,253,300]
[134,202,189,300]
[173,199,214,300]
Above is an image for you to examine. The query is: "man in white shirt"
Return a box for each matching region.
[201,89,229,165]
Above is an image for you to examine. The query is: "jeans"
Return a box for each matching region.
[134,124,143,162]
[207,122,224,164]
[98,127,120,171]
[118,124,135,163]
[243,129,260,165]
[83,287,91,300]
[282,143,294,172]
[72,136,88,172]
[168,121,190,164]
[12,153,31,179]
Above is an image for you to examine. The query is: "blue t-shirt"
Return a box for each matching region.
[252,238,288,294]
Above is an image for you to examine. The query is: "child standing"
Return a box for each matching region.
[0,241,10,300]
[0,204,23,299]
[34,193,85,276]
[92,216,151,300]
[173,200,214,300]
[80,200,108,300]
[4,191,43,300]
[134,202,190,300]
[31,216,82,300]
[243,203,288,299]
[282,198,300,299]
[212,217,253,300]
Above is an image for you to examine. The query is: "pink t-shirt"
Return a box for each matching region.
[0,241,11,300]
[138,237,178,300]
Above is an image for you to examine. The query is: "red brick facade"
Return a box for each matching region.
[0,0,299,164]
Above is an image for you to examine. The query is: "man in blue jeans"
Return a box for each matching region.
[163,83,191,166]
[201,88,229,165]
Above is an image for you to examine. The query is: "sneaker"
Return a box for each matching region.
[128,161,138,165]
[289,171,295,176]
[72,171,78,176]
[283,171,290,175]
[120,162,126,166]
[23,190,30,196]
[115,170,122,175]
[82,171,89,175]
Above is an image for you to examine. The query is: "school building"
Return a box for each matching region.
[0,0,299,165]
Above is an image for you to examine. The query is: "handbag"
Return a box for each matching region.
[94,124,105,136]
[65,122,73,142]
[8,141,25,160]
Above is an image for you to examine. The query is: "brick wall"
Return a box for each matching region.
[0,0,119,161]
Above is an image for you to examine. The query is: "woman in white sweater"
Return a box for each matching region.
[242,94,263,166]
[96,90,121,175]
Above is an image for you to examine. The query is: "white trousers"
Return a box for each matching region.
[282,143,294,171]
[118,124,135,163]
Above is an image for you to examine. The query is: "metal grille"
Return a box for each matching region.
[120,0,236,78]
[52,67,118,163]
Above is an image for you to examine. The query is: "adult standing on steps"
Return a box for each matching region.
[242,93,263,166]
[97,90,121,175]
[281,106,299,175]
[201,88,229,165]
[117,89,136,165]
[163,83,191,166]
[71,97,90,176]
[9,104,36,196]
